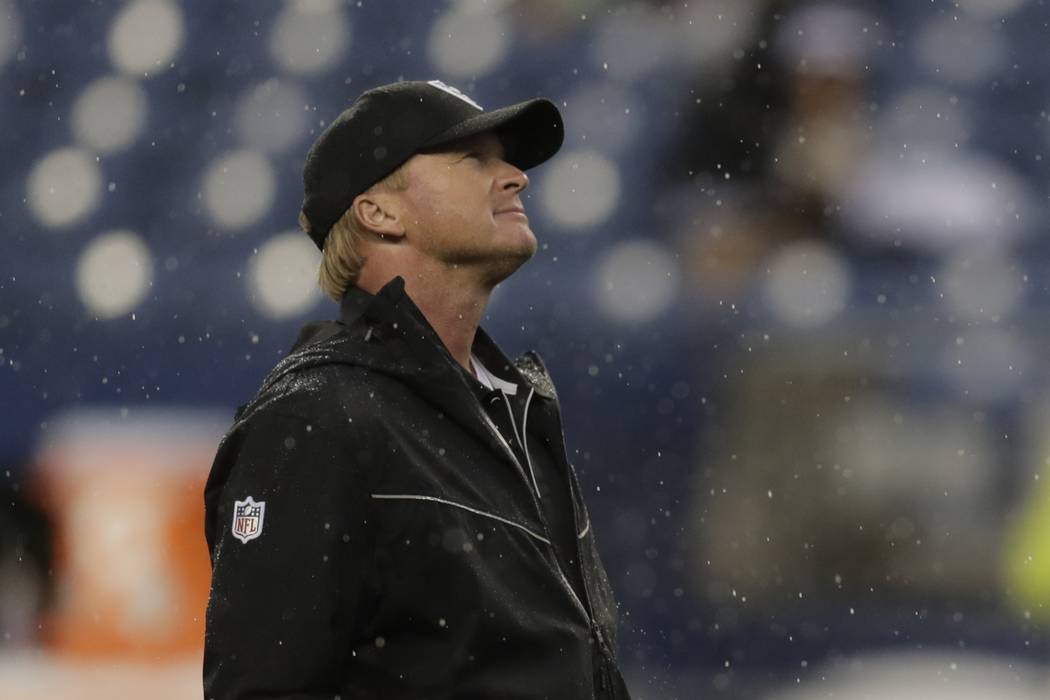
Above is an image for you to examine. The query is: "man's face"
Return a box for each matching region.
[395,131,536,285]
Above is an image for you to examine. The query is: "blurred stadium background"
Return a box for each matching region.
[4,0,1050,697]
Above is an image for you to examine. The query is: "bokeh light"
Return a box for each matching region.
[762,241,851,328]
[72,76,149,154]
[75,230,154,319]
[269,0,349,76]
[427,6,509,78]
[593,239,678,324]
[843,149,1031,251]
[562,82,642,154]
[248,232,323,320]
[235,79,309,154]
[27,148,103,229]
[538,149,620,231]
[202,150,276,231]
[108,0,184,76]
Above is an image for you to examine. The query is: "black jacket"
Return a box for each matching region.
[203,277,631,699]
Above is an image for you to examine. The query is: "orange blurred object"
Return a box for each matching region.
[30,408,225,660]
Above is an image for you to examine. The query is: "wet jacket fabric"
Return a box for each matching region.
[464,369,588,609]
[203,276,631,699]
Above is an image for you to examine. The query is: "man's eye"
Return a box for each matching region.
[463,152,481,160]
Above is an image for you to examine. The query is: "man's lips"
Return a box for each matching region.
[494,207,527,216]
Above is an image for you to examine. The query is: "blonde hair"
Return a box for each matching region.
[310,166,409,302]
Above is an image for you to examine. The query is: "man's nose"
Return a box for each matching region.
[499,163,529,193]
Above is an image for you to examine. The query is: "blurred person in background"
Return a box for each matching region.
[202,80,630,699]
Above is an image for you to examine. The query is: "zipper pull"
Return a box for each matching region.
[592,623,606,648]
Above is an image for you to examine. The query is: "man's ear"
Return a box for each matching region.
[352,192,406,240]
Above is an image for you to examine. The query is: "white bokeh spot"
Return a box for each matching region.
[427,7,510,78]
[27,148,103,229]
[763,241,851,328]
[235,79,309,153]
[203,150,276,231]
[842,148,1031,251]
[270,2,349,75]
[108,0,184,76]
[594,239,679,324]
[76,230,154,319]
[72,76,149,154]
[249,232,323,320]
[539,150,620,231]
[563,83,642,154]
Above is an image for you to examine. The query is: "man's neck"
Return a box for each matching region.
[360,263,493,375]
[407,275,489,376]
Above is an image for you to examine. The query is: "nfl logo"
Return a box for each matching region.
[232,496,266,544]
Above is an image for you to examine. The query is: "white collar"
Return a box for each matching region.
[470,354,518,395]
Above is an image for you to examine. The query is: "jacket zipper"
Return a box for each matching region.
[514,388,594,621]
[501,388,542,501]
[482,390,620,693]
[540,395,621,683]
[477,403,594,622]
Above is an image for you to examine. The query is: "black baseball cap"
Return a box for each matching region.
[301,79,564,250]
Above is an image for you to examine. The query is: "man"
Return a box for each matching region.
[203,79,631,699]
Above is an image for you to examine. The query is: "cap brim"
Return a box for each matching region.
[422,98,564,171]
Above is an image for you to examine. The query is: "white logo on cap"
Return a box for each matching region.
[427,80,483,111]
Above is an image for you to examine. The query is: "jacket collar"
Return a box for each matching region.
[328,277,559,476]
[337,280,381,328]
[334,277,557,401]
[235,276,561,484]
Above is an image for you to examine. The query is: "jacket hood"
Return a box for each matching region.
[235,276,558,423]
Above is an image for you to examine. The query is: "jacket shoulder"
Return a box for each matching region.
[236,359,383,433]
[233,320,369,418]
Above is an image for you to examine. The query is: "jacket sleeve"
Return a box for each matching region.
[203,409,376,699]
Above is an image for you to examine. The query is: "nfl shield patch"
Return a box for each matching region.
[232,496,265,543]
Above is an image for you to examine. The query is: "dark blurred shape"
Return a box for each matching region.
[0,467,52,648]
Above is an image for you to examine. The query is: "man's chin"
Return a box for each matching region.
[480,247,533,287]
[443,235,536,286]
